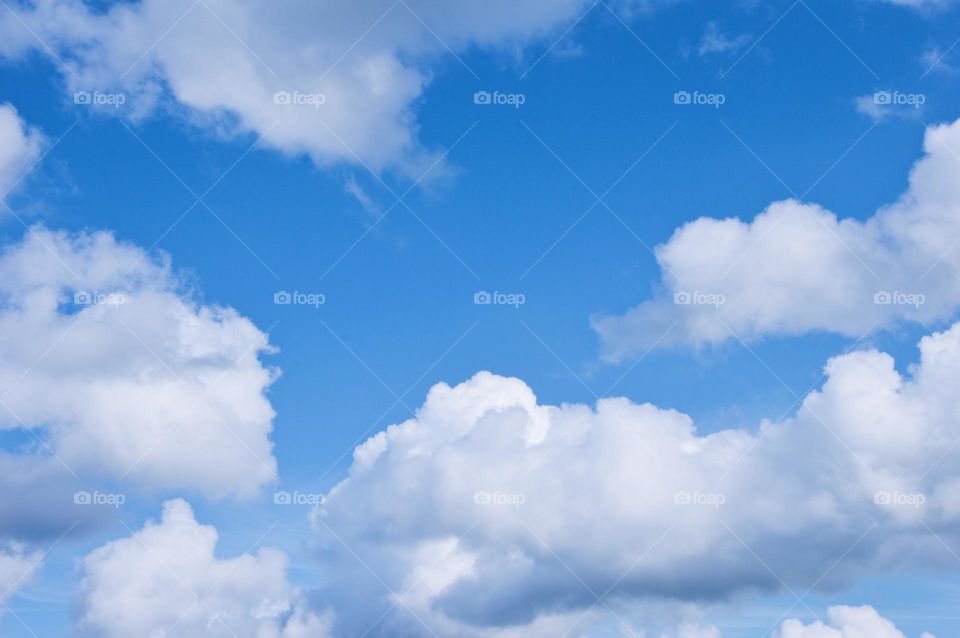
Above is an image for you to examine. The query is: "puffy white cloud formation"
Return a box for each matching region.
[661,624,722,638]
[0,543,40,609]
[0,103,44,203]
[774,605,931,638]
[0,226,277,498]
[76,499,329,638]
[593,118,960,360]
[0,0,640,172]
[312,322,960,635]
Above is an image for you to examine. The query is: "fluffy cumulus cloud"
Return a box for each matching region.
[593,118,960,360]
[775,605,933,638]
[0,103,44,204]
[75,499,330,638]
[0,543,41,610]
[307,320,960,635]
[0,226,277,498]
[0,0,640,173]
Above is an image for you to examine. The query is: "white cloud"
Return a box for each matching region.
[871,0,954,7]
[698,22,750,57]
[310,320,960,634]
[774,605,929,638]
[593,118,960,360]
[0,0,640,174]
[76,498,330,638]
[661,624,722,638]
[0,543,41,610]
[920,47,956,75]
[0,226,277,498]
[855,92,926,122]
[0,103,44,204]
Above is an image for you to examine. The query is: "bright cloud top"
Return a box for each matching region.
[0,0,618,173]
[310,322,960,635]
[0,227,278,498]
[76,499,329,638]
[593,118,960,360]
[0,103,44,204]
[775,605,935,638]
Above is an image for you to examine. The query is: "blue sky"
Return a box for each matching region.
[1,1,960,636]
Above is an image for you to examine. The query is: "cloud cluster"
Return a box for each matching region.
[593,118,960,360]
[774,605,934,638]
[0,543,40,609]
[0,103,44,204]
[71,502,935,638]
[76,499,330,638]
[0,226,278,498]
[0,0,629,173]
[309,319,960,634]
